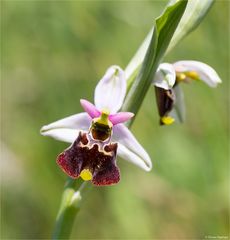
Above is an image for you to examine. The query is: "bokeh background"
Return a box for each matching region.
[1,0,229,239]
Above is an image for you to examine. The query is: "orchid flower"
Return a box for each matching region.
[153,60,222,125]
[41,65,152,186]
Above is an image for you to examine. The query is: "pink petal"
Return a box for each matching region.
[80,99,101,119]
[109,112,134,125]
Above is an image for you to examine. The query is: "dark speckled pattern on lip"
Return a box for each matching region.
[56,132,120,186]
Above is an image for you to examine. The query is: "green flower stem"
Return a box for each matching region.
[52,178,89,239]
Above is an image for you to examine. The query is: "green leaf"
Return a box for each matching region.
[167,0,214,52]
[122,0,187,115]
[125,0,214,90]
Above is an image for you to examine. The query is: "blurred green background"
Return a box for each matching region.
[1,0,229,239]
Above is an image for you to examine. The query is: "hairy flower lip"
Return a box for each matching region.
[154,86,175,125]
[57,132,120,186]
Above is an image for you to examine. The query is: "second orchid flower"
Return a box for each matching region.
[153,60,222,125]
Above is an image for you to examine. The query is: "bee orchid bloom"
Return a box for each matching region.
[41,65,152,186]
[153,63,177,125]
[153,61,222,125]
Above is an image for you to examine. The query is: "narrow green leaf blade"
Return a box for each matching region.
[167,0,214,52]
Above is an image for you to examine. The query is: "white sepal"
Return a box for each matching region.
[41,128,79,143]
[40,112,91,142]
[173,60,222,87]
[117,144,151,171]
[94,65,126,113]
[112,124,152,171]
[153,63,176,90]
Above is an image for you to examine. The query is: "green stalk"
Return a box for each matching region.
[52,178,88,239]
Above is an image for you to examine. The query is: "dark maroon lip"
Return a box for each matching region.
[155,86,175,125]
[57,132,120,186]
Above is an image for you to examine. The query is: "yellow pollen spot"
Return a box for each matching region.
[161,116,175,125]
[80,169,93,181]
[186,71,199,80]
[176,72,186,82]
